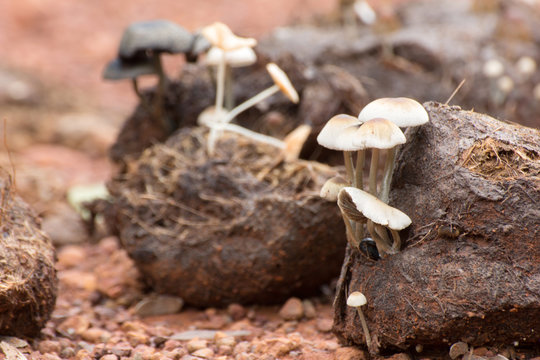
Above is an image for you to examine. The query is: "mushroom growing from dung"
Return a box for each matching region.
[338,186,411,256]
[316,114,363,187]
[103,54,160,114]
[106,20,210,132]
[199,62,299,155]
[347,291,372,349]
[352,117,406,196]
[357,97,429,203]
[205,45,257,109]
[201,22,257,113]
[320,176,349,202]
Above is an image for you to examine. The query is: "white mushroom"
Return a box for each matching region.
[357,97,428,203]
[352,117,406,196]
[338,187,411,255]
[320,176,349,202]
[347,291,372,349]
[222,63,299,124]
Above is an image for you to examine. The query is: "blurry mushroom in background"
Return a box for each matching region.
[357,97,428,203]
[223,62,299,123]
[205,46,257,109]
[201,62,299,155]
[495,75,514,105]
[347,291,372,349]
[103,54,160,114]
[338,187,411,256]
[201,22,257,113]
[107,20,209,132]
[282,124,312,162]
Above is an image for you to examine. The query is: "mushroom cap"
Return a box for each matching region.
[205,46,257,68]
[352,117,406,149]
[282,124,312,162]
[316,114,361,151]
[338,187,412,230]
[357,97,429,127]
[266,63,299,104]
[347,291,367,307]
[119,20,194,59]
[354,0,377,25]
[102,56,158,80]
[320,176,349,202]
[197,106,229,126]
[201,22,257,51]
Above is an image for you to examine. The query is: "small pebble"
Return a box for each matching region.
[334,346,368,360]
[302,299,317,319]
[192,347,214,359]
[316,318,333,333]
[81,328,111,343]
[279,297,304,321]
[100,355,118,360]
[227,303,246,321]
[186,339,207,353]
[38,340,62,354]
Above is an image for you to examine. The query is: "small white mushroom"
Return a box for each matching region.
[338,187,411,255]
[282,124,312,162]
[352,117,406,196]
[222,63,299,124]
[347,291,372,349]
[320,176,349,202]
[357,97,428,203]
[317,114,363,187]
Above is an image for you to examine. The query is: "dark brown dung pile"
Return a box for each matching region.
[333,102,540,354]
[106,127,346,307]
[0,173,57,337]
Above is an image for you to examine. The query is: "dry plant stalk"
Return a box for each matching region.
[460,137,540,181]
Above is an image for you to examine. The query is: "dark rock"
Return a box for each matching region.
[333,103,540,353]
[106,127,346,306]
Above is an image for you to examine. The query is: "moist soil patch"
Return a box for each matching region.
[106,127,346,307]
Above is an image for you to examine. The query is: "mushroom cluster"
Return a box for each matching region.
[197,22,300,156]
[317,97,428,258]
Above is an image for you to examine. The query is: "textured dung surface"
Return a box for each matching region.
[106,127,347,306]
[0,175,57,337]
[333,102,540,353]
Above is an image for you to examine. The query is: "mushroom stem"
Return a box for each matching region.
[215,51,226,112]
[367,220,394,256]
[356,307,372,350]
[355,149,365,190]
[339,210,360,250]
[223,84,279,123]
[152,55,170,132]
[368,148,380,195]
[344,151,355,186]
[205,121,285,149]
[390,228,402,253]
[379,147,397,203]
[224,65,235,110]
[131,78,152,114]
